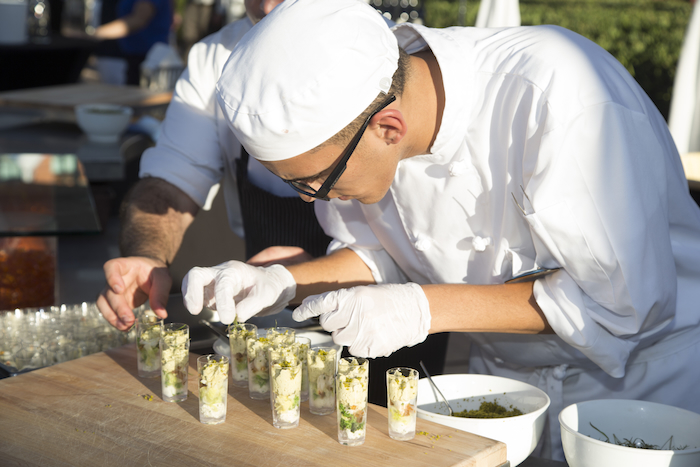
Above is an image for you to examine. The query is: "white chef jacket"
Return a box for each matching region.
[315,23,700,459]
[138,17,299,238]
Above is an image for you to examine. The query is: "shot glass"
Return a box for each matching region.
[269,346,302,429]
[135,314,162,378]
[160,323,189,402]
[266,327,295,347]
[197,354,229,425]
[294,336,311,402]
[246,335,273,400]
[228,322,257,388]
[386,367,419,441]
[336,357,369,446]
[307,346,337,415]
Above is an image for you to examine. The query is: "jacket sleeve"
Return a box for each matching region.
[526,102,679,377]
[138,25,248,209]
[314,199,408,284]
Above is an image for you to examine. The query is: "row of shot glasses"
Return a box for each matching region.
[134,313,419,445]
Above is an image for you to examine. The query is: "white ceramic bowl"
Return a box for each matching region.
[416,374,550,466]
[75,103,133,143]
[559,399,700,467]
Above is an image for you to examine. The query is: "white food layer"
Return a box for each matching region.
[341,428,365,440]
[389,417,416,434]
[311,394,335,410]
[388,374,418,403]
[162,383,185,398]
[277,408,299,424]
[201,402,226,419]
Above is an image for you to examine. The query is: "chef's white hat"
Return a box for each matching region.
[215,0,399,161]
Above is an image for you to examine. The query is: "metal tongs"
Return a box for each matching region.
[419,360,453,416]
[199,319,229,340]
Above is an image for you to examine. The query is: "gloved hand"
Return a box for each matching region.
[292,283,431,358]
[182,260,296,325]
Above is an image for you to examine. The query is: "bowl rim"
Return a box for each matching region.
[559,399,700,455]
[75,103,133,115]
[415,373,551,421]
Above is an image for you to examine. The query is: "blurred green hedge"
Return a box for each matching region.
[422,0,693,120]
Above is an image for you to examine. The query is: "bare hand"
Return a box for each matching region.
[246,246,314,268]
[97,256,171,331]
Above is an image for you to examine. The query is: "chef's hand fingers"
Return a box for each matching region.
[147,266,171,320]
[96,287,128,330]
[311,288,369,351]
[101,259,145,330]
[182,266,218,316]
[293,290,355,334]
[292,291,334,322]
[212,268,242,324]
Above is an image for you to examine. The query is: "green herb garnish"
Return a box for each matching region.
[452,400,523,419]
[589,423,688,450]
[339,403,365,433]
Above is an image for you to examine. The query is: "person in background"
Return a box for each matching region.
[181,0,700,460]
[91,0,173,84]
[179,0,217,61]
[96,0,449,406]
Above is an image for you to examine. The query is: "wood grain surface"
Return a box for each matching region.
[0,345,507,467]
[0,83,172,112]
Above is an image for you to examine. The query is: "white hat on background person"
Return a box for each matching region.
[215,0,399,161]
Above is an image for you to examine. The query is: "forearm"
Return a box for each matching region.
[94,2,155,39]
[119,177,199,265]
[286,247,375,303]
[424,282,553,334]
[94,20,131,39]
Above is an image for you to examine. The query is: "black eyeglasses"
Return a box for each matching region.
[286,94,397,201]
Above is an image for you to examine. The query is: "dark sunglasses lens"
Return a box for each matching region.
[290,181,313,194]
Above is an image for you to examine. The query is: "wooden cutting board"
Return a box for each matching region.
[0,83,172,112]
[0,345,507,467]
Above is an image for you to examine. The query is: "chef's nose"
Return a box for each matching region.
[262,0,283,15]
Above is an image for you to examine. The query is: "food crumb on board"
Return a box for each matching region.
[418,431,443,442]
[141,394,154,401]
[105,404,112,407]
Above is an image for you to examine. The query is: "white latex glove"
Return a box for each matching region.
[182,260,296,325]
[292,283,431,358]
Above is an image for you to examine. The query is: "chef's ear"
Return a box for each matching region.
[370,109,407,146]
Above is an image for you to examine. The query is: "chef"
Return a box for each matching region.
[182,0,700,459]
[96,0,448,406]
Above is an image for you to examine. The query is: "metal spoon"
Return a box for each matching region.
[419,360,453,416]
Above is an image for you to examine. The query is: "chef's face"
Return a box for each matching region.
[261,137,400,205]
[245,0,284,24]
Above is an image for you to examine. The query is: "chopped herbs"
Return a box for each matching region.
[452,400,523,419]
[589,423,689,450]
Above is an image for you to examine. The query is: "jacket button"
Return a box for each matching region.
[449,159,468,176]
[553,364,568,380]
[414,236,432,252]
[472,236,491,252]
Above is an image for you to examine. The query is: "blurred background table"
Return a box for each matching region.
[0,37,97,92]
[0,82,172,120]
[0,153,101,310]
